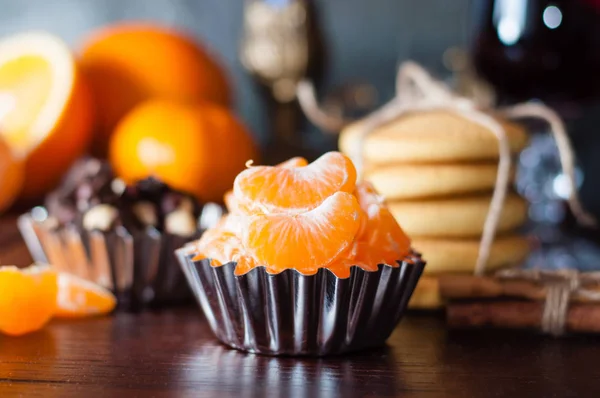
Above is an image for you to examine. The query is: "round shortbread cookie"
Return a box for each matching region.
[408,276,444,310]
[388,193,527,238]
[412,235,530,275]
[366,163,514,200]
[339,110,528,165]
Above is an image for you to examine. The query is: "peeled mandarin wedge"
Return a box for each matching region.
[325,248,370,278]
[55,272,117,318]
[0,32,94,198]
[233,152,357,214]
[192,228,257,275]
[277,156,309,168]
[354,182,411,266]
[356,206,411,265]
[0,265,58,336]
[354,180,384,207]
[224,156,308,214]
[214,213,246,235]
[224,189,244,213]
[243,191,362,275]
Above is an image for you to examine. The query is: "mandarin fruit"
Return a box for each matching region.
[109,99,258,203]
[354,182,411,266]
[243,191,362,275]
[0,32,94,199]
[214,213,246,235]
[276,156,309,168]
[0,265,58,336]
[224,156,308,213]
[0,137,24,212]
[80,23,230,155]
[55,272,116,318]
[233,152,356,214]
[192,228,257,275]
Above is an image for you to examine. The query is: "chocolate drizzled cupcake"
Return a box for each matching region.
[19,158,223,310]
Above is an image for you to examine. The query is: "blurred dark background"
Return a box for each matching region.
[1,0,599,216]
[0,0,472,147]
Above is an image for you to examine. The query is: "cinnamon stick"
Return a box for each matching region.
[439,275,600,303]
[447,301,600,333]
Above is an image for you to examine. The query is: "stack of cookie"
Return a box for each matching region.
[339,110,531,309]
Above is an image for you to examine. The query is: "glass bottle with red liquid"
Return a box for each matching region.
[471,0,600,271]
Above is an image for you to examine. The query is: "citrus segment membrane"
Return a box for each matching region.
[233,152,357,214]
[55,272,117,318]
[243,191,362,274]
[0,264,58,336]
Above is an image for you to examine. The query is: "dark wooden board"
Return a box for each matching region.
[1,215,600,397]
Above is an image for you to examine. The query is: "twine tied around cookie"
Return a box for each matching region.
[496,268,600,336]
[297,60,596,276]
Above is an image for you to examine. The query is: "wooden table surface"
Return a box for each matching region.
[2,215,600,397]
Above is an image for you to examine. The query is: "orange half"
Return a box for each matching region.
[0,32,94,198]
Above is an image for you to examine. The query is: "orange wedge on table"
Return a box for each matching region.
[0,32,94,199]
[0,265,116,336]
[55,272,117,319]
[0,265,57,336]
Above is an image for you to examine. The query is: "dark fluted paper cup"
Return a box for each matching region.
[18,210,202,311]
[176,248,425,356]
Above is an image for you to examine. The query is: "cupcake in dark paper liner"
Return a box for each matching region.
[177,152,425,356]
[19,157,223,310]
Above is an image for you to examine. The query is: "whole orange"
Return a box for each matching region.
[109,99,259,203]
[0,32,94,199]
[80,23,231,156]
[0,137,24,212]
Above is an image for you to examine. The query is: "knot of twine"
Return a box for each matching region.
[297,60,597,277]
[496,269,600,336]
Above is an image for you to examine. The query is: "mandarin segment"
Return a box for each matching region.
[355,206,411,265]
[353,182,411,267]
[0,265,58,336]
[214,213,246,235]
[233,152,357,214]
[354,180,384,207]
[192,228,257,274]
[55,272,117,318]
[224,157,308,213]
[277,156,308,168]
[243,191,362,274]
